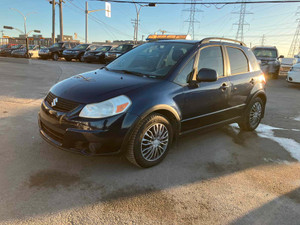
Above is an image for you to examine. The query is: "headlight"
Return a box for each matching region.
[105,52,109,56]
[79,95,132,118]
[116,53,121,57]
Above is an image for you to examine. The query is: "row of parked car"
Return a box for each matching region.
[0,42,135,64]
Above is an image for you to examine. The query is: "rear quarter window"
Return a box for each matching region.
[246,49,261,71]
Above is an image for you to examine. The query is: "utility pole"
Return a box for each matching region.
[58,0,65,42]
[50,0,56,44]
[288,8,300,57]
[261,34,265,46]
[232,0,252,42]
[183,0,202,40]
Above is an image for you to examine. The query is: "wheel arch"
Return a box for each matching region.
[121,105,181,153]
[248,90,267,117]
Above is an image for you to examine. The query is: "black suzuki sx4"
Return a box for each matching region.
[39,38,266,168]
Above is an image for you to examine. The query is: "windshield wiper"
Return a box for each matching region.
[114,69,146,77]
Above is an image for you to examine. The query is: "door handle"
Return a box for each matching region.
[220,82,229,91]
[250,78,255,85]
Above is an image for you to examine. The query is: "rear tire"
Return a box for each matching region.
[126,113,173,168]
[238,97,264,131]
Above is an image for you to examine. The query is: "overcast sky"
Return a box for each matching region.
[0,0,298,55]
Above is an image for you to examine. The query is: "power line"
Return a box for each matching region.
[95,0,300,5]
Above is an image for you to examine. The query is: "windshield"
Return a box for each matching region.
[107,42,194,77]
[96,46,111,51]
[12,45,23,49]
[73,44,89,50]
[111,45,130,52]
[253,48,278,58]
[50,43,63,48]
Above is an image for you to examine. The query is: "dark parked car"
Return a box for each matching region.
[62,44,99,62]
[39,38,266,168]
[0,44,24,57]
[252,46,283,79]
[104,44,134,63]
[39,42,78,61]
[83,45,112,63]
[11,45,46,58]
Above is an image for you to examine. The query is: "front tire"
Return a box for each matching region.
[52,53,59,61]
[238,97,264,131]
[126,113,173,168]
[79,54,85,62]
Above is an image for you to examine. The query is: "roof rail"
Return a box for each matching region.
[200,37,246,47]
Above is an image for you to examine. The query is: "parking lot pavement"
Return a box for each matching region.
[0,58,299,225]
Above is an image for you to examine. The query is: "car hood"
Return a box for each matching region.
[49,47,61,52]
[50,69,158,104]
[88,50,105,54]
[107,50,123,54]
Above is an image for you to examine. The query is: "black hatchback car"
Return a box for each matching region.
[104,44,134,63]
[0,44,24,57]
[62,44,99,62]
[39,38,266,168]
[83,45,112,63]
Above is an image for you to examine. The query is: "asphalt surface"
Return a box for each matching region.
[0,57,299,225]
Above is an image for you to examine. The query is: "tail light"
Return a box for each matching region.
[259,73,266,84]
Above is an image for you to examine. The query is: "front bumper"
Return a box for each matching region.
[38,100,137,156]
[39,52,51,58]
[83,55,99,62]
[260,63,280,75]
[63,53,80,59]
[287,71,300,84]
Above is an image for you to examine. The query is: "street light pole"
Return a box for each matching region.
[85,1,111,44]
[10,8,36,58]
[132,2,156,44]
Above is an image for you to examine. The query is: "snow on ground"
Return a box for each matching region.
[231,123,300,162]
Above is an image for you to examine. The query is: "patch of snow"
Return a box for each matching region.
[294,116,300,122]
[230,123,300,162]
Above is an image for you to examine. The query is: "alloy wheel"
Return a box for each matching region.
[140,123,169,162]
[249,102,262,128]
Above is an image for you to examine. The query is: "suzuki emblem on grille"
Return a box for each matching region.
[51,98,58,107]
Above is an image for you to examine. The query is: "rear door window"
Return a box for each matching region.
[227,47,249,75]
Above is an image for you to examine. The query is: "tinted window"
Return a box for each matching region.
[198,46,224,77]
[174,56,195,85]
[107,42,193,77]
[227,47,249,75]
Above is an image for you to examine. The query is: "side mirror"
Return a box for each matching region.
[279,55,284,59]
[196,68,218,82]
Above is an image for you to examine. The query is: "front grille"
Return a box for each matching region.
[45,92,80,112]
[41,122,64,144]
